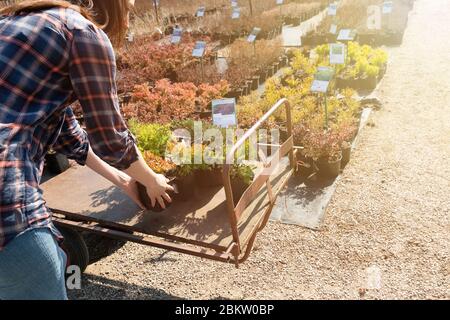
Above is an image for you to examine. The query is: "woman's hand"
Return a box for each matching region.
[142,173,174,209]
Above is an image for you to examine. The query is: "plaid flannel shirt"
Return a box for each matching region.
[0,7,138,250]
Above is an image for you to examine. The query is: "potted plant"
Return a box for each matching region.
[334,120,358,169]
[303,128,343,179]
[137,151,177,212]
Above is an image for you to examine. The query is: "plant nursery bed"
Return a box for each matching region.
[271,107,372,229]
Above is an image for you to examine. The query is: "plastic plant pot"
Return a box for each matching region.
[315,155,342,179]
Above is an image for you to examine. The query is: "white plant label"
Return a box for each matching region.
[328,3,337,16]
[192,41,206,57]
[231,0,238,7]
[311,80,330,93]
[329,24,337,34]
[126,32,134,42]
[196,6,205,17]
[212,98,237,128]
[382,1,393,14]
[276,0,284,5]
[337,29,356,41]
[330,43,345,65]
[311,66,334,93]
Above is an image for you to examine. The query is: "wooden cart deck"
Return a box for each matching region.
[42,158,292,249]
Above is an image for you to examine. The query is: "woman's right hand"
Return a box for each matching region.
[143,173,174,209]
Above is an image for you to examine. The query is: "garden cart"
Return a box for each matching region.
[42,98,296,271]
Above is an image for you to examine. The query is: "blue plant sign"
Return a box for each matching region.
[232,7,241,19]
[192,41,207,57]
[171,27,183,44]
[196,6,206,17]
[247,27,261,43]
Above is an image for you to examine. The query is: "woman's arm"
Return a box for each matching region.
[84,146,144,209]
[85,145,173,209]
[67,21,173,208]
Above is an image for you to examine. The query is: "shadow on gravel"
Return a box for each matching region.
[68,274,182,300]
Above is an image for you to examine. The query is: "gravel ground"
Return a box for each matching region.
[69,0,450,300]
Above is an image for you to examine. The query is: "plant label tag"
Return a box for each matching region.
[192,41,206,57]
[171,27,182,44]
[247,27,261,43]
[337,29,356,41]
[311,66,334,92]
[212,98,237,128]
[382,1,393,14]
[276,0,284,5]
[328,3,337,16]
[232,7,241,19]
[196,6,205,17]
[231,0,238,7]
[329,24,337,34]
[330,43,345,65]
[126,32,134,43]
[311,80,330,93]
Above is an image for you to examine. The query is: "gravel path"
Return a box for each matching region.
[69,0,449,300]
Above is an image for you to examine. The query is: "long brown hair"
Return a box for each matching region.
[0,0,131,45]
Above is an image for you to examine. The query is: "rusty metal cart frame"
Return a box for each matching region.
[48,98,295,268]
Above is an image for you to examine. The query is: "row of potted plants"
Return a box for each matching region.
[314,41,388,91]
[128,119,256,210]
[234,49,365,179]
[116,34,216,93]
[121,79,230,124]
[301,0,415,47]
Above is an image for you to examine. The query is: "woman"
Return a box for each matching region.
[0,0,173,300]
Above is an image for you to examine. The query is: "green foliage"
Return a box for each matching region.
[231,164,255,185]
[129,120,172,156]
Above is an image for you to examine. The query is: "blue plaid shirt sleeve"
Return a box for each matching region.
[68,26,138,170]
[52,107,89,165]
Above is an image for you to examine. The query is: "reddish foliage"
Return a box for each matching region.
[122,79,229,124]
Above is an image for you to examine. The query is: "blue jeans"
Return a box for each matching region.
[0,228,68,300]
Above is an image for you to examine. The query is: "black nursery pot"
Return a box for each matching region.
[315,155,342,179]
[137,181,175,212]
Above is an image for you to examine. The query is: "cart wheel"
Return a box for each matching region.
[58,226,90,273]
[82,232,127,264]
